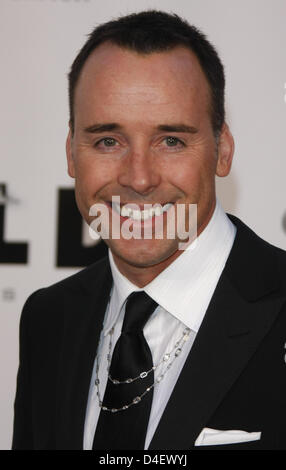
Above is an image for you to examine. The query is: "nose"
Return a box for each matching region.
[118,147,161,195]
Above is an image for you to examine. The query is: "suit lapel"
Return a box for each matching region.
[149,216,285,450]
[149,274,284,450]
[55,258,112,449]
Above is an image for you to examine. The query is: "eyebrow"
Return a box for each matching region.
[83,122,199,134]
[84,123,122,133]
[157,124,198,134]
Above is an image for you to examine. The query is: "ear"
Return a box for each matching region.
[66,126,75,178]
[216,123,234,177]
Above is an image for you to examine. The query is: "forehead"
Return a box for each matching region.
[74,42,210,121]
[75,42,210,97]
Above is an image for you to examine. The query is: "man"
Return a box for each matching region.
[12,11,286,450]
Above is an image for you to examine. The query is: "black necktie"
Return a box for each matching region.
[92,291,158,450]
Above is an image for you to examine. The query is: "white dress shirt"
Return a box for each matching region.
[84,200,236,450]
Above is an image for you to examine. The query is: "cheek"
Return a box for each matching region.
[74,157,116,194]
[166,156,216,198]
[164,158,201,191]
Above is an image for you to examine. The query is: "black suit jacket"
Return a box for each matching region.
[12,215,286,450]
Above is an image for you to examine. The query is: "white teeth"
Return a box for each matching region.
[112,202,174,220]
[121,206,130,217]
[142,209,150,220]
[155,206,161,216]
[132,210,141,220]
[162,203,173,212]
[113,203,121,215]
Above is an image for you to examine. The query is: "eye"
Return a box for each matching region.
[164,136,185,147]
[95,137,117,148]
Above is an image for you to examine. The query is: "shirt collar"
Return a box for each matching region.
[105,200,236,335]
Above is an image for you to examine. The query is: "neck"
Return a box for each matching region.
[112,248,184,287]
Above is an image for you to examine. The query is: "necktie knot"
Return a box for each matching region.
[122,291,157,333]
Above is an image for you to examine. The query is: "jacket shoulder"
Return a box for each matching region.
[30,255,109,296]
[20,255,110,325]
[227,214,286,294]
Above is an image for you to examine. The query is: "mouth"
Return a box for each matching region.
[106,201,174,221]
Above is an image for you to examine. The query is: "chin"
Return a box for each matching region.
[107,238,180,269]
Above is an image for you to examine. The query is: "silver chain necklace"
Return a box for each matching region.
[95,325,191,413]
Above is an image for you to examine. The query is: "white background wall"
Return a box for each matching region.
[0,0,285,449]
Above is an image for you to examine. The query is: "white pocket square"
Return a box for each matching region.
[195,427,261,446]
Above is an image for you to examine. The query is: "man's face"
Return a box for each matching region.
[67,43,233,277]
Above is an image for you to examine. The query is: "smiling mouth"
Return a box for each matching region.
[106,201,174,221]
